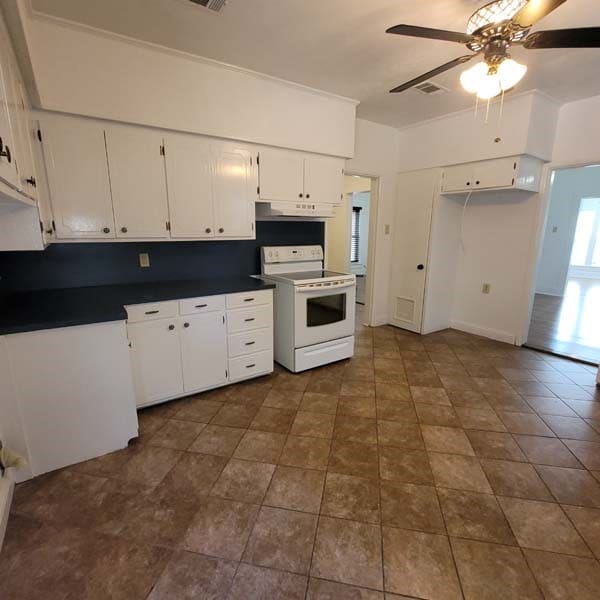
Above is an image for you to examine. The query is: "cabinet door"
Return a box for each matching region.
[473,157,517,190]
[11,80,38,200]
[179,312,228,393]
[213,143,255,238]
[441,164,473,193]
[43,117,115,239]
[0,57,18,189]
[164,134,215,238]
[258,149,304,202]
[106,126,169,239]
[304,156,343,204]
[128,319,184,406]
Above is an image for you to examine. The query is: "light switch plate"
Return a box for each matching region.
[139,253,150,268]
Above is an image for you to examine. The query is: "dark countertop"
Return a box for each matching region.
[0,278,275,335]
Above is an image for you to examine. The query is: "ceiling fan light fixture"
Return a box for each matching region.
[460,57,527,99]
[497,58,528,89]
[466,0,528,34]
[459,61,489,93]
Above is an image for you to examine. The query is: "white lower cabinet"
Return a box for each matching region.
[127,290,273,408]
[180,312,228,393]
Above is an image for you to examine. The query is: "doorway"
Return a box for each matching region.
[325,174,374,323]
[526,165,600,364]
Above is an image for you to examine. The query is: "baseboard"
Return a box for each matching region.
[450,320,516,345]
[0,473,15,552]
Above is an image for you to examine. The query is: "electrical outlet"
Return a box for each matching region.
[482,283,491,294]
[139,253,150,268]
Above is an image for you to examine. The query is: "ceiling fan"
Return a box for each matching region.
[386,0,600,99]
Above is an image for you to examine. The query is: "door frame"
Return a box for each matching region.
[325,173,380,327]
[519,158,600,347]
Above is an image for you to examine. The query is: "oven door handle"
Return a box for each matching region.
[295,281,355,293]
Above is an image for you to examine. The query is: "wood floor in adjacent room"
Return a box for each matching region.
[2,313,600,599]
[528,278,600,365]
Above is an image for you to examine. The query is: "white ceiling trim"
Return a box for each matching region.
[23,0,360,107]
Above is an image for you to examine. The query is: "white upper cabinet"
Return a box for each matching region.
[213,142,255,238]
[0,52,18,190]
[441,156,543,194]
[106,126,169,239]
[258,149,304,202]
[43,116,115,239]
[11,81,38,200]
[304,155,344,204]
[258,148,343,204]
[180,311,228,392]
[165,134,214,239]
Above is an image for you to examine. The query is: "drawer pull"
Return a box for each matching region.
[145,310,160,315]
[244,318,255,322]
[244,298,255,302]
[245,341,256,346]
[246,363,256,369]
[195,304,208,308]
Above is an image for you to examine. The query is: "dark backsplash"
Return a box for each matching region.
[0,221,324,292]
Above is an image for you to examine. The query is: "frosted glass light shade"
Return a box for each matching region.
[498,58,528,90]
[460,58,527,99]
[460,62,489,93]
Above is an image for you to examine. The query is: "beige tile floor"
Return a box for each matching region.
[2,311,600,599]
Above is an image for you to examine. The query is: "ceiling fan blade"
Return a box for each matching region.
[390,55,474,93]
[524,27,600,49]
[386,24,473,45]
[513,0,568,28]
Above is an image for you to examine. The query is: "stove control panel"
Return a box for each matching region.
[262,245,323,264]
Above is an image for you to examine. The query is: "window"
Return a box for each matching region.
[351,206,362,263]
[570,198,600,267]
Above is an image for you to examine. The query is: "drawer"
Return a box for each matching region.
[125,301,179,323]
[228,350,273,382]
[227,304,272,334]
[228,327,273,358]
[226,289,272,310]
[179,295,225,316]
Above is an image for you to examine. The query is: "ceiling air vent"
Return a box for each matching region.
[414,81,449,95]
[188,0,227,12]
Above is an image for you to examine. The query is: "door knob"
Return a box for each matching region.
[121,226,128,233]
[417,264,424,271]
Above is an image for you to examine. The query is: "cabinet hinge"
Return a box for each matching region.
[39,220,44,233]
[512,178,515,186]
[222,315,225,324]
[37,129,42,143]
[52,220,56,232]
[160,144,165,156]
[250,156,252,167]
[513,162,517,170]
[251,222,254,232]
[225,369,228,378]
[256,154,260,165]
[257,186,260,195]
[166,221,171,231]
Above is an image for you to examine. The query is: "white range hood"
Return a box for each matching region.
[256,200,336,219]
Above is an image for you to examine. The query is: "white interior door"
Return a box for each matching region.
[128,319,184,406]
[304,156,343,204]
[42,116,115,239]
[106,126,169,239]
[389,170,439,333]
[213,143,255,238]
[179,312,228,392]
[258,149,304,202]
[164,134,214,238]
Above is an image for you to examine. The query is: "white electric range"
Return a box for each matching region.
[261,245,356,372]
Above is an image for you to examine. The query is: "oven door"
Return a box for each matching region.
[293,281,356,348]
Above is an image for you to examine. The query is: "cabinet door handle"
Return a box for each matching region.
[195,304,208,308]
[245,341,256,346]
[218,227,224,234]
[417,264,424,271]
[121,226,128,233]
[168,324,175,331]
[0,145,11,164]
[183,322,190,328]
[26,176,37,187]
[243,298,255,302]
[299,193,303,198]
[306,194,311,199]
[205,228,212,234]
[245,363,256,369]
[145,310,160,315]
[244,318,255,322]
[103,227,111,234]
[475,180,481,185]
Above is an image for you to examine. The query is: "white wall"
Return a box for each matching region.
[346,118,400,325]
[17,7,357,158]
[397,92,558,172]
[326,194,352,274]
[553,94,600,166]
[535,166,600,295]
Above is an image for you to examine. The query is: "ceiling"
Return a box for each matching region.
[29,0,600,129]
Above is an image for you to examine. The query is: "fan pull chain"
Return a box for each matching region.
[485,97,491,124]
[474,95,479,120]
[498,89,505,133]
